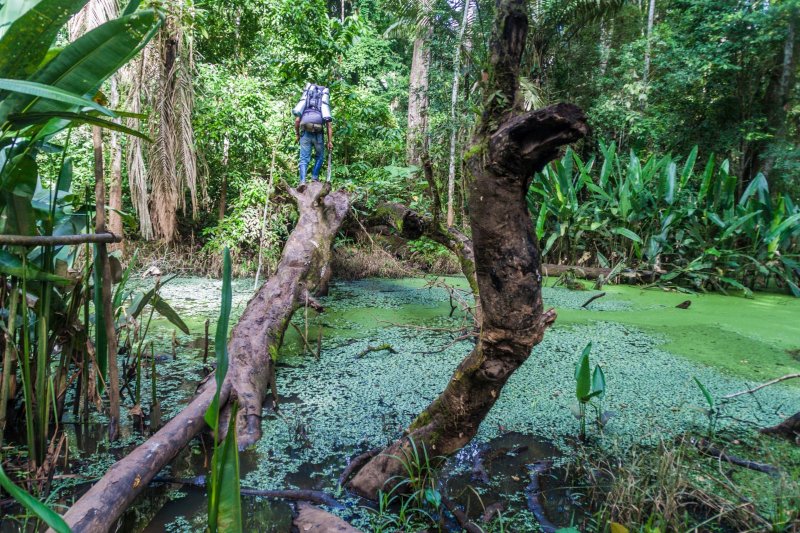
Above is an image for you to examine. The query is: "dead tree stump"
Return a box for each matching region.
[348,0,588,498]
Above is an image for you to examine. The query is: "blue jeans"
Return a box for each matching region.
[299,131,325,183]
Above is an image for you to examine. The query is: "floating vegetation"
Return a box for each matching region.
[53,277,800,529]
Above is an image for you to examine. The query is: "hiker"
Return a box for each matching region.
[292,83,333,188]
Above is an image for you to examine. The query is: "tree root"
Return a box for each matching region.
[526,460,558,533]
[440,493,483,533]
[338,447,382,487]
[581,291,606,308]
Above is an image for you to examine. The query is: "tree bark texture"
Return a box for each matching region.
[406,0,432,166]
[348,0,588,499]
[221,182,349,448]
[58,182,349,532]
[761,412,800,442]
[93,126,121,443]
[447,0,472,227]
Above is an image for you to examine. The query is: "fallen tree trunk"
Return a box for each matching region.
[348,0,588,498]
[58,182,349,532]
[541,263,659,283]
[222,182,349,446]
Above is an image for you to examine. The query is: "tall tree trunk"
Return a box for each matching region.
[349,0,588,499]
[643,0,656,85]
[93,126,121,442]
[761,7,798,182]
[447,0,472,227]
[406,0,432,166]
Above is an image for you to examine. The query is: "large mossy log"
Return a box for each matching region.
[58,182,349,532]
[348,0,588,498]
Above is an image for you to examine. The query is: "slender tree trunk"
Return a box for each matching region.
[218,134,229,220]
[406,0,432,166]
[643,0,656,84]
[108,75,124,243]
[93,126,121,442]
[349,0,588,499]
[447,0,472,227]
[762,7,798,182]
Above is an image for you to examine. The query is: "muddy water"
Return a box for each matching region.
[4,276,797,532]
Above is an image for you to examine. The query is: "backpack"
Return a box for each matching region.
[292,83,332,124]
[305,85,324,112]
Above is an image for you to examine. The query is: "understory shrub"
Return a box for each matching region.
[529,142,800,296]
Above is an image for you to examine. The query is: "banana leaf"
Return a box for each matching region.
[0,250,67,282]
[8,111,151,140]
[0,9,162,125]
[0,0,89,79]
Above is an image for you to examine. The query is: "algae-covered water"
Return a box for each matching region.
[53,276,800,531]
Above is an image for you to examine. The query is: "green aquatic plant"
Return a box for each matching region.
[573,342,609,439]
[528,144,800,296]
[692,377,717,438]
[204,248,242,532]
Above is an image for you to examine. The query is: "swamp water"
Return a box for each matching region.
[9,277,800,532]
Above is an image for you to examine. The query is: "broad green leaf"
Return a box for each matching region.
[591,365,606,400]
[152,295,190,335]
[663,161,676,204]
[1,10,161,122]
[535,202,547,240]
[575,342,592,402]
[8,111,151,140]
[0,250,67,282]
[0,78,113,120]
[0,0,43,40]
[680,146,698,188]
[0,464,71,533]
[0,0,88,79]
[205,248,233,428]
[208,401,243,533]
[126,287,155,319]
[693,377,714,409]
[612,227,642,244]
[763,214,800,246]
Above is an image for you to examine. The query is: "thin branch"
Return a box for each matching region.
[722,373,800,400]
[0,232,121,246]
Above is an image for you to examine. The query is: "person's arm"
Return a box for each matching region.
[326,121,333,151]
[294,117,301,142]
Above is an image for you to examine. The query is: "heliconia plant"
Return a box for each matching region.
[529,143,800,297]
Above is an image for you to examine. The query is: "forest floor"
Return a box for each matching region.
[23,275,800,532]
